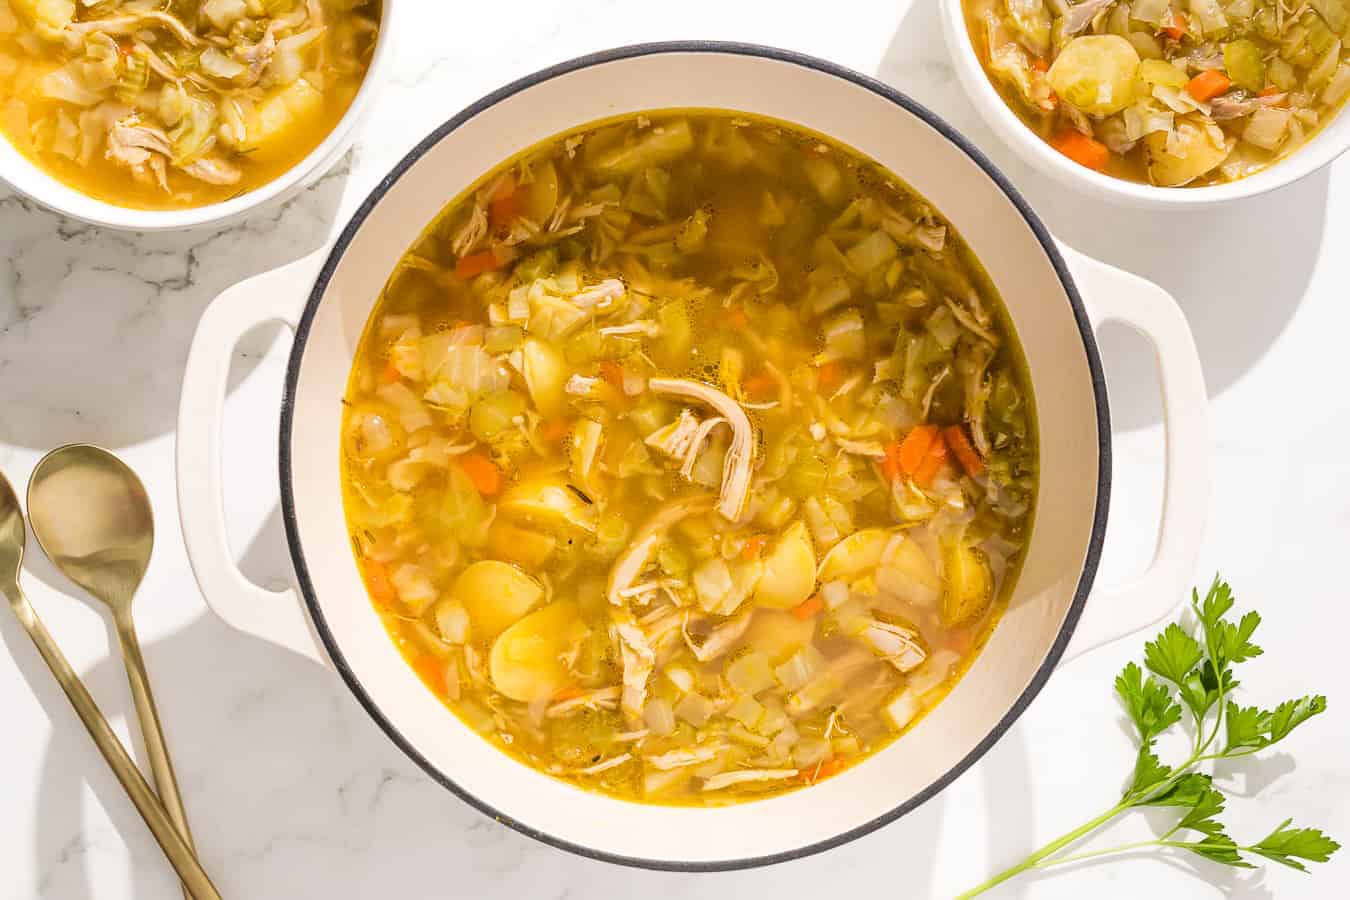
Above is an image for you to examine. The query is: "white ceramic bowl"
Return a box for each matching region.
[939,0,1350,208]
[176,43,1210,870]
[0,2,400,231]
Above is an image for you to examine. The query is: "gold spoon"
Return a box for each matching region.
[0,464,221,900]
[26,444,199,900]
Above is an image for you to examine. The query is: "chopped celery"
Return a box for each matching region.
[1223,39,1266,93]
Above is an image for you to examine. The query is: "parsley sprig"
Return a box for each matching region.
[960,577,1338,897]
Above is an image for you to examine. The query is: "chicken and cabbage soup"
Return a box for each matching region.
[341,111,1039,805]
[0,0,380,209]
[965,0,1350,185]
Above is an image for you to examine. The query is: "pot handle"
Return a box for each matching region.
[1058,246,1209,661]
[176,250,330,666]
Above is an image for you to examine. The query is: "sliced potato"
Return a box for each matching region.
[486,520,558,570]
[1143,120,1231,187]
[250,77,323,161]
[453,560,543,641]
[499,476,597,534]
[489,600,583,702]
[940,543,993,627]
[521,159,560,223]
[817,528,891,581]
[755,522,817,609]
[883,538,941,593]
[1047,35,1140,116]
[522,337,568,418]
[738,609,815,663]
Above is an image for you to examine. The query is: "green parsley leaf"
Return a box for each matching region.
[1224,702,1271,753]
[1144,623,1204,687]
[1139,772,1213,808]
[1115,662,1182,744]
[1174,835,1253,868]
[1267,696,1328,745]
[1248,820,1342,873]
[1126,748,1172,799]
[1177,786,1228,836]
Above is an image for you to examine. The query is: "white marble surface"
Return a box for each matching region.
[1,1,1347,897]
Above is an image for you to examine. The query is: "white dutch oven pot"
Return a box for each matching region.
[177,43,1208,870]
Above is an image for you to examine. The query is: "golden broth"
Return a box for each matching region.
[341,111,1038,805]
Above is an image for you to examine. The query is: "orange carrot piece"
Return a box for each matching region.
[364,559,397,608]
[1186,70,1231,102]
[742,535,767,561]
[552,684,584,702]
[943,424,985,477]
[1030,57,1049,73]
[597,360,626,391]
[380,360,402,384]
[454,250,502,279]
[539,418,571,444]
[1163,10,1186,40]
[412,655,447,695]
[897,424,938,476]
[724,308,749,329]
[459,452,502,496]
[792,595,825,620]
[802,757,846,784]
[488,175,518,228]
[742,370,778,401]
[1050,128,1111,171]
[913,432,950,488]
[816,360,846,393]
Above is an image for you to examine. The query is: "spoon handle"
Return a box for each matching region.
[6,591,222,900]
[115,612,198,900]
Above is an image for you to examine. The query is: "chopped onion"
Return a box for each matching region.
[674,692,715,727]
[435,602,470,644]
[643,697,676,736]
[774,644,824,691]
[727,651,775,695]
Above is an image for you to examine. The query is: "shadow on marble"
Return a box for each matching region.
[0,155,355,452]
[876,0,1328,433]
[6,505,1040,899]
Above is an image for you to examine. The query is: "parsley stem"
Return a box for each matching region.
[955,802,1130,899]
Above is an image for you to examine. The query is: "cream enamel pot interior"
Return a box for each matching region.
[0,2,400,232]
[939,0,1350,208]
[175,44,1209,870]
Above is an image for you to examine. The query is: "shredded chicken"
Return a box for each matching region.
[860,620,928,673]
[646,744,725,771]
[451,204,489,257]
[612,608,656,721]
[547,686,620,718]
[572,278,626,309]
[70,10,202,46]
[836,439,886,458]
[607,495,715,606]
[105,117,171,189]
[702,769,799,791]
[575,754,632,775]
[1062,0,1116,35]
[649,378,756,521]
[181,156,242,185]
[682,611,753,662]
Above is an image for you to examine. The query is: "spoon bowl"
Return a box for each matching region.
[28,445,153,610]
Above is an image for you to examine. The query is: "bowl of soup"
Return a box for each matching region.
[176,43,1210,867]
[0,0,393,229]
[943,0,1350,205]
